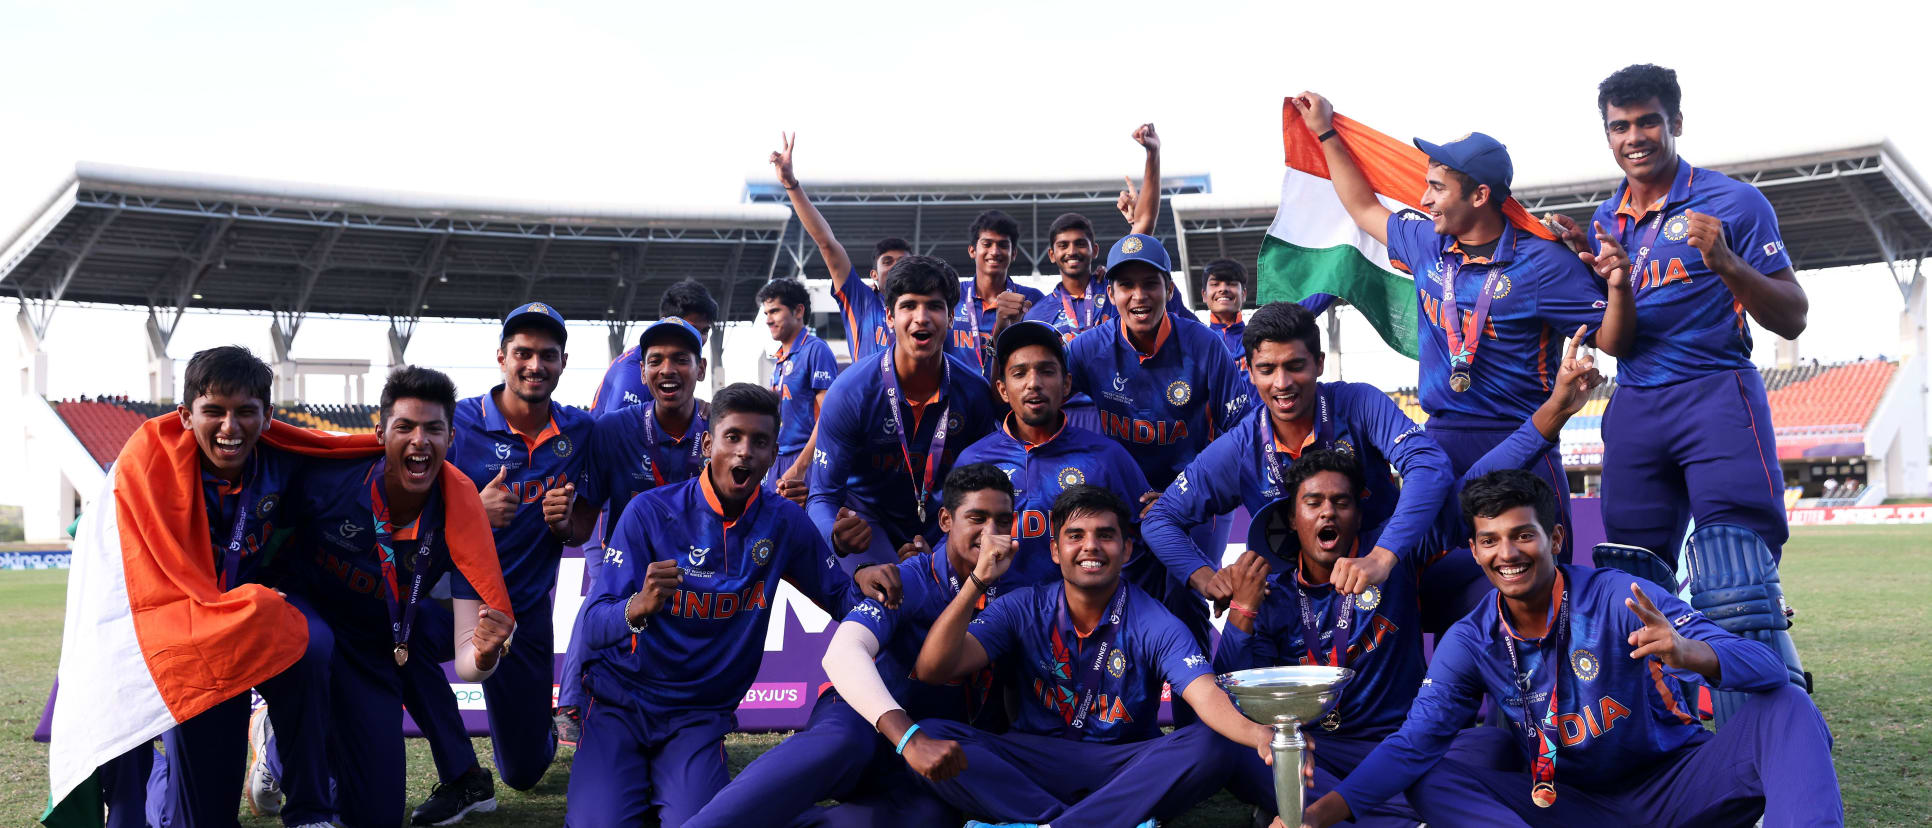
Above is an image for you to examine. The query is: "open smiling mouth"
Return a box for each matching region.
[403,451,433,479]
[728,464,752,486]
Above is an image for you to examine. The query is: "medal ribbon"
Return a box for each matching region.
[880,348,951,524]
[369,459,438,660]
[962,281,994,372]
[1291,557,1359,669]
[1438,250,1504,372]
[641,401,706,487]
[212,450,257,591]
[1051,582,1130,733]
[938,553,997,722]
[1500,574,1569,800]
[1055,278,1105,335]
[1259,385,1337,491]
[1618,200,1670,294]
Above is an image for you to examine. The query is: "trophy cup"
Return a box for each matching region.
[1219,665,1355,822]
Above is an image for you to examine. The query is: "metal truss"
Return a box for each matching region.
[745,177,1210,207]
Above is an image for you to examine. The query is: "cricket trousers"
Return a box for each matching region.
[1407,684,1841,828]
[402,594,558,790]
[564,692,737,827]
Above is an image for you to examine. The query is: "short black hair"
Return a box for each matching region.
[1050,484,1131,538]
[881,255,961,313]
[709,382,781,433]
[659,278,719,323]
[182,346,273,408]
[755,278,811,315]
[1202,258,1247,287]
[1283,449,1365,503]
[1598,63,1682,126]
[968,210,1021,245]
[380,365,457,427]
[1242,301,1323,360]
[1046,213,1094,245]
[874,238,912,260]
[943,462,1016,512]
[1459,469,1560,536]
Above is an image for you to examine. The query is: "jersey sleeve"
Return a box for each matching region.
[834,266,881,359]
[782,510,856,618]
[1064,331,1097,397]
[1534,250,1610,338]
[1341,383,1453,566]
[1142,431,1246,577]
[1382,213,1437,277]
[964,590,1023,663]
[1211,588,1289,674]
[1201,330,1251,436]
[582,496,659,650]
[1723,185,1794,276]
[1147,606,1214,692]
[806,381,863,548]
[577,411,629,511]
[1332,623,1488,813]
[590,355,635,417]
[1413,418,1558,560]
[1612,573,1788,693]
[807,341,839,392]
[842,557,930,646]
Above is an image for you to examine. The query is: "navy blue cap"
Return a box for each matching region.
[1105,233,1172,276]
[502,301,567,345]
[1412,132,1514,199]
[993,320,1067,376]
[639,316,705,355]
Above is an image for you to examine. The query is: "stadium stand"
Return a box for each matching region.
[51,397,382,472]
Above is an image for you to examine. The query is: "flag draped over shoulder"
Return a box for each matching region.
[45,416,511,827]
[1257,100,1555,359]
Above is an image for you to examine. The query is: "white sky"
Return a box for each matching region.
[2,0,1929,504]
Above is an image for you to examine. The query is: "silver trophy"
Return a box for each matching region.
[1220,665,1354,822]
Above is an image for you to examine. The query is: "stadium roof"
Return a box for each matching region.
[745,174,1211,285]
[0,162,792,349]
[1173,141,1932,286]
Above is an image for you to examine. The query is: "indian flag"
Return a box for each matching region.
[42,416,512,827]
[1257,100,1555,359]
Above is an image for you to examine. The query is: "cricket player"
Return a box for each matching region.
[590,279,718,415]
[949,208,1046,377]
[1200,258,1249,373]
[1292,91,1609,580]
[682,463,1020,828]
[564,384,857,826]
[398,301,598,824]
[756,277,840,502]
[1297,470,1841,828]
[911,485,1276,828]
[955,320,1156,587]
[276,366,516,828]
[807,255,999,573]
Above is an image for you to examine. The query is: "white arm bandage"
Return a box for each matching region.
[821,620,903,729]
[451,598,508,682]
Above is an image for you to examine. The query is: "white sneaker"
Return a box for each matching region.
[245,705,285,817]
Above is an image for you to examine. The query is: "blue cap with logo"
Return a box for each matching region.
[1412,132,1514,199]
[1105,233,1172,276]
[639,316,705,355]
[993,319,1068,375]
[502,301,567,345]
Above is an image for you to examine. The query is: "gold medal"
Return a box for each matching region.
[394,644,409,667]
[1449,371,1472,393]
[917,501,927,524]
[1320,711,1341,731]
[1531,781,1557,808]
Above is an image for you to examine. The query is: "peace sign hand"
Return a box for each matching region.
[1625,583,1691,669]
[1550,325,1603,419]
[770,132,799,189]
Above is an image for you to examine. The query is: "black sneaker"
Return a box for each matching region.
[410,766,497,826]
[553,706,582,749]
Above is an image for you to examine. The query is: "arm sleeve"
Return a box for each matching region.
[1346,384,1452,565]
[1725,187,1794,275]
[806,384,861,548]
[1332,626,1489,813]
[1142,434,1246,577]
[582,499,653,650]
[843,558,926,645]
[451,597,501,682]
[1535,254,1610,337]
[1631,579,1789,692]
[833,267,882,360]
[822,621,902,728]
[1414,418,1559,560]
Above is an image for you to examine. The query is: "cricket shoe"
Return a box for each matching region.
[553,706,582,749]
[410,765,497,825]
[244,705,283,817]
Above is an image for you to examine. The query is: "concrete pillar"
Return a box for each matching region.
[16,309,47,399]
[1326,306,1343,381]
[145,313,176,403]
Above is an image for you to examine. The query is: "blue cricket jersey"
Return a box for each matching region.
[446,390,596,612]
[1142,383,1451,578]
[584,400,708,547]
[842,542,1004,725]
[771,329,839,456]
[954,417,1152,587]
[951,277,1047,376]
[806,351,998,555]
[1066,312,1252,490]
[1023,278,1193,343]
[1383,216,1606,421]
[202,445,302,589]
[967,580,1212,743]
[581,475,855,712]
[1336,564,1788,809]
[1588,160,1793,388]
[590,346,646,415]
[832,267,980,367]
[279,457,454,646]
[1214,419,1558,739]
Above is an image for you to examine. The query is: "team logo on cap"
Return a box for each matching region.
[553,437,574,457]
[1120,236,1143,254]
[1058,467,1086,488]
[750,538,774,567]
[494,443,512,460]
[256,494,279,519]
[1663,215,1690,242]
[1107,649,1126,678]
[1490,274,1512,298]
[1571,648,1601,682]
[529,303,549,315]
[1356,584,1382,611]
[1165,380,1192,406]
[1452,132,1472,143]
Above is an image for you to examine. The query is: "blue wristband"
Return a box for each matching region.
[894,722,921,755]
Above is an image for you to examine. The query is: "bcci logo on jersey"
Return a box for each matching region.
[1057,467,1085,488]
[256,494,279,519]
[1356,584,1381,611]
[750,538,774,567]
[1571,648,1601,682]
[1165,381,1191,407]
[553,437,574,457]
[1106,649,1126,678]
[1489,274,1512,298]
[1663,215,1690,242]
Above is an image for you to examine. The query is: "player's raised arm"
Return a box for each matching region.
[1686,208,1808,339]
[911,530,1011,683]
[771,133,855,290]
[1292,92,1393,245]
[1128,123,1162,236]
[1583,221,1637,357]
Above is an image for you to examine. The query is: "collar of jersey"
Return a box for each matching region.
[1003,412,1067,451]
[1497,566,1567,642]
[481,386,561,454]
[1445,221,1519,267]
[1210,313,1245,333]
[1056,579,1126,641]
[1117,311,1174,362]
[1293,538,1360,589]
[1271,414,1319,459]
[1614,157,1697,221]
[775,328,809,363]
[698,466,760,528]
[645,401,697,446]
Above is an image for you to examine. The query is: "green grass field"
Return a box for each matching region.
[5,525,1927,826]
